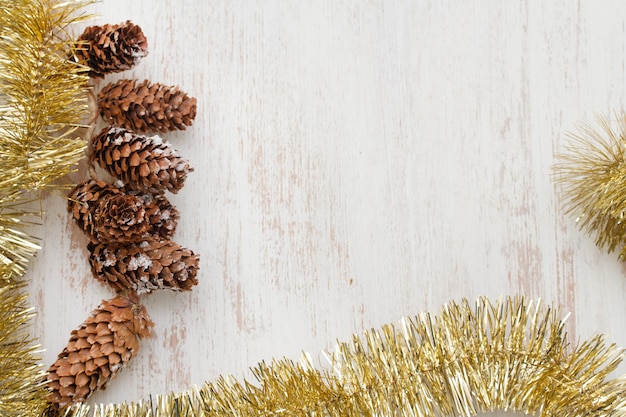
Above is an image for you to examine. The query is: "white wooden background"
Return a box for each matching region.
[26,0,626,413]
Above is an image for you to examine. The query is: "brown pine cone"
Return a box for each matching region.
[75,21,148,78]
[91,126,193,194]
[92,193,151,243]
[67,179,122,238]
[98,79,197,132]
[123,188,180,238]
[46,295,153,409]
[88,239,200,294]
[68,180,179,242]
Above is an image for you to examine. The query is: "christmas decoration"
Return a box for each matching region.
[90,126,193,194]
[93,193,154,243]
[123,189,180,239]
[0,0,92,415]
[0,0,90,284]
[59,297,626,417]
[75,20,148,78]
[68,180,123,239]
[98,79,197,133]
[1,1,623,417]
[88,239,199,294]
[50,9,200,409]
[45,295,153,410]
[555,114,626,260]
[68,180,180,243]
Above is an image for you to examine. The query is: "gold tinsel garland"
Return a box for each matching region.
[555,113,626,260]
[0,0,92,415]
[61,296,626,417]
[1,1,625,416]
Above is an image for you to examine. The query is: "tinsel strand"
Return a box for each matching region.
[0,0,92,281]
[0,1,93,416]
[61,296,626,417]
[555,113,626,259]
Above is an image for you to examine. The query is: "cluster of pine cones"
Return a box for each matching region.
[46,21,199,410]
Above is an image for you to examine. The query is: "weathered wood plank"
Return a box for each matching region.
[26,1,626,412]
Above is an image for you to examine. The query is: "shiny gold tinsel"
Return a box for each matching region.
[0,0,92,416]
[61,296,626,417]
[555,113,626,260]
[0,0,91,280]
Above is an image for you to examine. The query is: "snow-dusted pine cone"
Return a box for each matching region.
[46,295,153,409]
[98,78,197,132]
[75,21,148,78]
[68,179,179,243]
[67,179,122,238]
[92,193,153,243]
[122,188,180,239]
[91,126,193,194]
[88,239,200,294]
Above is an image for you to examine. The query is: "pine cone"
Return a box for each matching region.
[123,188,180,238]
[91,126,193,194]
[67,180,122,238]
[46,295,153,408]
[92,193,152,243]
[88,239,200,294]
[75,21,148,78]
[68,180,179,242]
[98,79,197,132]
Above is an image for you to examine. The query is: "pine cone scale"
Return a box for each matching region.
[71,362,86,376]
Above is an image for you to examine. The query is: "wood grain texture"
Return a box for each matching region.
[26,0,626,412]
